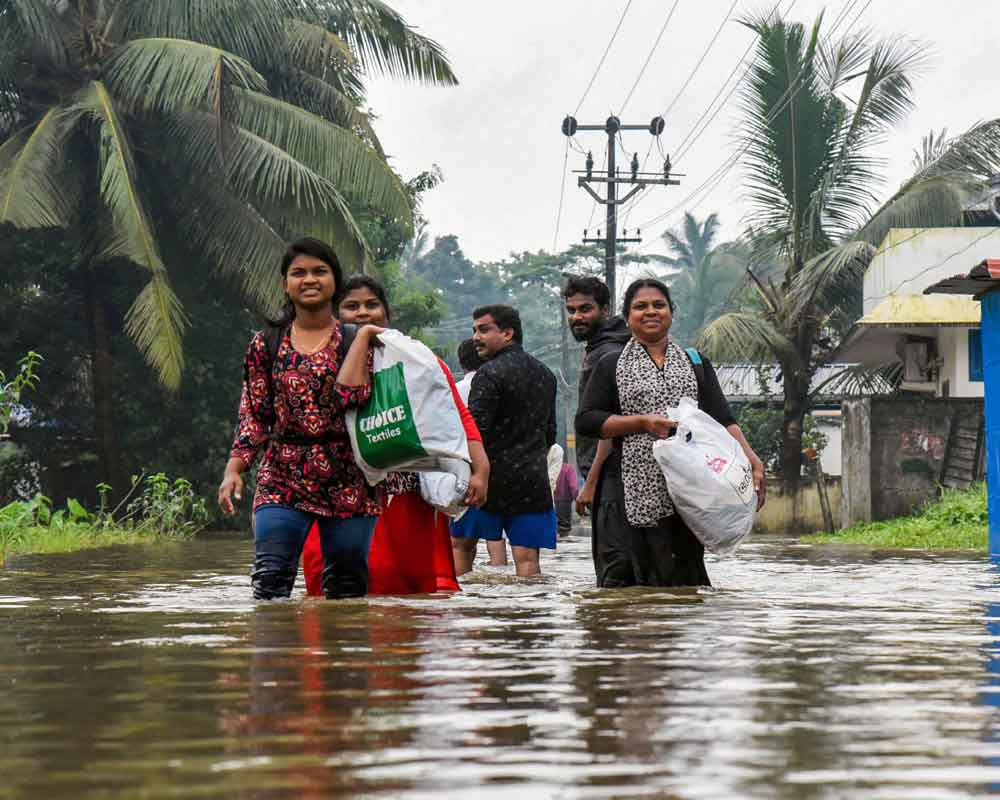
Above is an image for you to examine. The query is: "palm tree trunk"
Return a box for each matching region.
[85,275,128,499]
[781,373,805,494]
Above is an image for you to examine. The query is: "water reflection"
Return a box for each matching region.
[1,535,999,798]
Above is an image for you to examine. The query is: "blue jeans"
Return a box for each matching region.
[252,504,376,600]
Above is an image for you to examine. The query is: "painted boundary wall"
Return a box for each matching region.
[841,396,984,526]
[754,477,843,535]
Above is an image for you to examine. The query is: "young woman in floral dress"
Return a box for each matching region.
[217,238,386,599]
[300,275,490,595]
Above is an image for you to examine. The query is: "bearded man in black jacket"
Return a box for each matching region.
[563,277,630,513]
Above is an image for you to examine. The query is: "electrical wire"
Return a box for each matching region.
[573,0,634,116]
[552,137,570,252]
[618,0,681,116]
[632,0,872,246]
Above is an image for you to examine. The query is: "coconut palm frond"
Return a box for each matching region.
[787,240,875,321]
[859,175,971,247]
[0,108,80,228]
[271,69,383,154]
[912,128,949,172]
[8,0,71,68]
[77,81,187,390]
[284,19,355,73]
[164,174,287,314]
[697,312,798,365]
[325,0,457,85]
[233,89,410,224]
[112,0,305,65]
[809,361,900,400]
[102,38,267,116]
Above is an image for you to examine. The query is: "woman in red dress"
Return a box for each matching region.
[301,275,490,595]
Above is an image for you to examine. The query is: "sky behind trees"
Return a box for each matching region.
[366,0,999,262]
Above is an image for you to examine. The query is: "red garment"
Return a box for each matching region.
[303,357,478,596]
[230,326,383,519]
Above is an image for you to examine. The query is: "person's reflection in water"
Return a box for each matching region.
[216,602,433,798]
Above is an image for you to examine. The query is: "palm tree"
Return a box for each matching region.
[657,212,745,345]
[0,0,455,491]
[697,10,1000,491]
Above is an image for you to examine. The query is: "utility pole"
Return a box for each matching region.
[561,115,679,312]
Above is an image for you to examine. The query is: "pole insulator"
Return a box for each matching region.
[561,116,578,136]
[586,150,594,178]
[650,116,665,136]
[630,152,639,180]
[663,155,672,180]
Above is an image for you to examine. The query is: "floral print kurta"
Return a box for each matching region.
[230,325,384,518]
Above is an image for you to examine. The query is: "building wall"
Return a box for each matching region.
[862,396,983,520]
[755,477,842,534]
[814,412,842,476]
[936,326,984,398]
[864,228,1000,315]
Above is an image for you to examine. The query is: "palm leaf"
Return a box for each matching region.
[7,0,71,68]
[0,108,79,228]
[786,240,875,321]
[167,111,371,271]
[697,311,799,365]
[809,362,900,400]
[75,82,187,390]
[284,19,355,74]
[324,0,457,85]
[234,89,410,222]
[102,38,267,115]
[111,0,312,66]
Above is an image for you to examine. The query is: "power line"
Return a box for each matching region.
[573,0,634,116]
[618,0,681,116]
[552,137,570,252]
[632,0,872,245]
[621,0,794,231]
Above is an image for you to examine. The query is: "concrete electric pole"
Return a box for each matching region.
[561,114,679,312]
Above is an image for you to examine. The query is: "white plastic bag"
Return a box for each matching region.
[651,397,756,555]
[346,330,470,485]
[419,458,471,519]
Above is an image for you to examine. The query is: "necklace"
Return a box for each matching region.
[291,321,335,355]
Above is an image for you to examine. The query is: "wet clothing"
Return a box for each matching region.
[575,317,631,481]
[591,480,710,587]
[302,357,477,596]
[252,505,376,599]
[469,344,557,515]
[231,325,383,519]
[450,507,558,549]
[575,338,735,588]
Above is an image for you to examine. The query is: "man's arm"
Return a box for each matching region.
[468,368,500,435]
[575,438,611,516]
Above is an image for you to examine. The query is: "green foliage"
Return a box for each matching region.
[0,351,41,434]
[0,472,207,562]
[736,404,827,474]
[805,484,987,551]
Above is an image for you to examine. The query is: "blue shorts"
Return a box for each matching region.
[450,507,558,550]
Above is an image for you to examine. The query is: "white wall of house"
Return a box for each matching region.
[935,326,984,398]
[864,228,1000,314]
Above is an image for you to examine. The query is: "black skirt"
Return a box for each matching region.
[592,472,710,588]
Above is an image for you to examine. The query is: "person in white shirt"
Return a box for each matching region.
[455,338,480,405]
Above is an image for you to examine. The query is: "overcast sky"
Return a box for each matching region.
[365,1,998,265]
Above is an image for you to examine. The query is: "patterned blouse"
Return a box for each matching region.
[229,325,384,519]
[575,338,736,528]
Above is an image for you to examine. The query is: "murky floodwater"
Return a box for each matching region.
[1,532,999,799]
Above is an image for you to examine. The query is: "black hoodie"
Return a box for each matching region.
[575,315,631,479]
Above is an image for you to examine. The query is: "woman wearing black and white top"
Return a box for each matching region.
[575,278,765,588]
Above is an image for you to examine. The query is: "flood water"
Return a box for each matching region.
[1,532,1000,799]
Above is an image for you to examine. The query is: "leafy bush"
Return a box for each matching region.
[0,351,41,434]
[806,483,988,550]
[120,473,208,537]
[736,404,828,474]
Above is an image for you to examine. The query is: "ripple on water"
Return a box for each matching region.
[1,534,1000,798]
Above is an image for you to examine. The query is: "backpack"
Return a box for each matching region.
[684,347,708,411]
[261,322,358,444]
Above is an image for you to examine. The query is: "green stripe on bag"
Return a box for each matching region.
[355,362,426,468]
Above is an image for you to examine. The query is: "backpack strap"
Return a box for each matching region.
[684,347,707,409]
[338,322,358,361]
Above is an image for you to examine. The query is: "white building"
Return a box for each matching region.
[837,226,1000,398]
